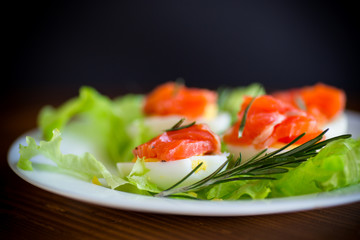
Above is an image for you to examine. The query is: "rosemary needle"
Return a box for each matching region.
[165,118,196,132]
[238,88,263,138]
[238,96,256,138]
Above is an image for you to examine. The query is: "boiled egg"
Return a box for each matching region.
[323,113,348,138]
[225,143,297,163]
[117,153,229,190]
[143,112,231,135]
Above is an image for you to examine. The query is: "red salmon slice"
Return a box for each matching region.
[133,124,221,161]
[143,82,217,119]
[272,83,346,125]
[223,95,323,149]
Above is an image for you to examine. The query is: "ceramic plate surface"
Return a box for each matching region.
[8,111,360,216]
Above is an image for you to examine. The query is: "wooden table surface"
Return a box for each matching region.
[1,89,360,240]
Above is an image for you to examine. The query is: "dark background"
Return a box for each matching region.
[7,1,360,107]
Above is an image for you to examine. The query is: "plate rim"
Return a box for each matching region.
[7,111,360,216]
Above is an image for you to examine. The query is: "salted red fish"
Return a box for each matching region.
[133,123,221,161]
[272,83,346,126]
[223,95,323,149]
[143,82,217,119]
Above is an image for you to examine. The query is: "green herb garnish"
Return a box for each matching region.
[155,130,352,197]
[165,118,196,132]
[237,86,264,138]
[238,96,256,138]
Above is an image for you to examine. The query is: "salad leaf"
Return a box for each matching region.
[38,86,154,163]
[203,179,271,200]
[126,158,162,193]
[270,138,360,197]
[106,95,154,162]
[217,83,265,123]
[17,129,127,189]
[39,86,111,141]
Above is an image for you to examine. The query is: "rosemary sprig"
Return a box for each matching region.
[165,118,196,132]
[238,96,256,138]
[155,130,351,198]
[238,88,263,138]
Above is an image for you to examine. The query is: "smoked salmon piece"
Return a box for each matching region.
[143,82,217,119]
[223,95,322,149]
[272,83,346,125]
[133,124,221,161]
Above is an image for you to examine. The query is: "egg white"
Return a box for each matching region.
[143,113,231,135]
[225,144,274,164]
[117,153,229,190]
[323,113,348,138]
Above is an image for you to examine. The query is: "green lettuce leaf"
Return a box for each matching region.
[104,95,154,162]
[270,138,360,197]
[38,86,154,163]
[126,158,162,193]
[201,179,271,200]
[17,129,127,189]
[39,86,111,141]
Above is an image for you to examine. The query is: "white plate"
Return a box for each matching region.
[8,111,360,216]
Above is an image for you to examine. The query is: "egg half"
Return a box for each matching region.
[117,153,229,190]
[323,113,347,139]
[144,113,231,135]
